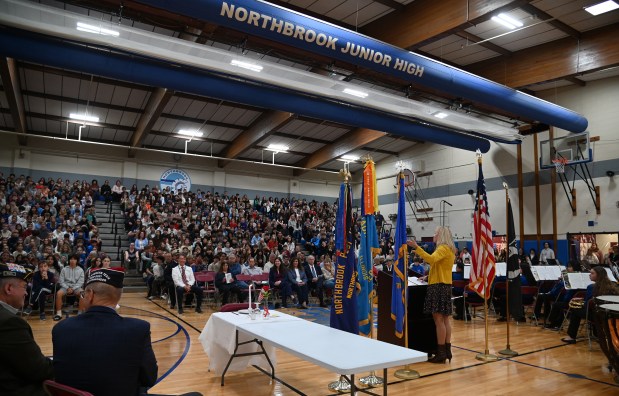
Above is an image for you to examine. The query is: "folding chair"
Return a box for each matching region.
[195,271,217,306]
[521,286,539,326]
[43,380,94,396]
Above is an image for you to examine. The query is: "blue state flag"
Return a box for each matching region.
[391,173,408,338]
[330,182,359,334]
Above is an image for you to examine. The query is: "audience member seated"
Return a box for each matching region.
[269,257,292,308]
[215,261,244,305]
[288,257,309,309]
[30,259,56,320]
[52,268,168,396]
[171,253,203,314]
[561,266,619,344]
[304,254,326,307]
[53,254,84,321]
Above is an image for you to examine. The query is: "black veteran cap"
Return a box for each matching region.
[0,263,33,281]
[86,268,124,288]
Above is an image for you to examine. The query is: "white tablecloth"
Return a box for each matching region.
[198,310,301,374]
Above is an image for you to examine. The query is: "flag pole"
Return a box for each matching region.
[475,152,498,362]
[393,167,420,380]
[328,167,352,393]
[499,185,518,357]
[359,156,385,387]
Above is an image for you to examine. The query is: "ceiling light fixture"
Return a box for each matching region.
[584,0,619,15]
[491,16,516,30]
[230,59,263,72]
[497,13,523,28]
[343,88,369,98]
[433,112,448,119]
[337,154,359,162]
[76,22,119,37]
[265,143,289,153]
[69,113,99,123]
[178,129,203,137]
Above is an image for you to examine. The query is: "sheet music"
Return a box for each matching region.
[408,277,427,286]
[464,265,471,280]
[495,262,507,277]
[530,266,565,281]
[605,267,617,282]
[565,273,593,290]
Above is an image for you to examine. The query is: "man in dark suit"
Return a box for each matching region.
[303,255,326,307]
[52,268,158,396]
[0,263,54,396]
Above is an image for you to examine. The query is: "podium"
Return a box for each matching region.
[376,271,437,354]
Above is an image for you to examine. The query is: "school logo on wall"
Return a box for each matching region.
[160,169,191,193]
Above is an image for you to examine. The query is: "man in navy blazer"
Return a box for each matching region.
[303,255,326,307]
[52,268,158,396]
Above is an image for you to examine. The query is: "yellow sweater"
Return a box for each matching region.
[415,244,455,285]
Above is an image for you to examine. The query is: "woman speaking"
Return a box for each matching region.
[407,226,456,363]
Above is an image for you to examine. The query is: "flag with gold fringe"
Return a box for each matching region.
[358,159,379,336]
[391,172,408,338]
[330,181,359,334]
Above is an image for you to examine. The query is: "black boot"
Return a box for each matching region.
[445,343,452,362]
[428,344,447,364]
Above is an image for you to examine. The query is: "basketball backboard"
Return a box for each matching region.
[540,131,592,169]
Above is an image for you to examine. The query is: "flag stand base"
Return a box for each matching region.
[328,375,351,392]
[475,352,499,362]
[359,371,384,387]
[498,348,518,357]
[394,366,420,380]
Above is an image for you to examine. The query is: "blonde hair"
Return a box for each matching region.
[435,226,456,253]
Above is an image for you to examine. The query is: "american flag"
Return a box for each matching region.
[470,158,496,299]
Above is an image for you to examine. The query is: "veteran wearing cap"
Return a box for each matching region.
[0,263,54,396]
[52,268,158,396]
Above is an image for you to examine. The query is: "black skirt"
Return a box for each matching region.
[424,283,452,315]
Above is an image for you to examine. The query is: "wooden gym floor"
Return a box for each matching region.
[29,294,619,395]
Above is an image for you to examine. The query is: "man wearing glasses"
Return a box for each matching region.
[0,263,54,396]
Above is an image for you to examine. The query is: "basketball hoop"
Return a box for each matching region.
[552,157,569,173]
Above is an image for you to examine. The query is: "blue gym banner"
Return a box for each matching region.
[330,182,359,334]
[134,0,588,133]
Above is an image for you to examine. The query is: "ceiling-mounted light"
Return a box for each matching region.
[230,59,263,72]
[178,129,203,137]
[76,22,119,37]
[584,0,619,15]
[343,88,369,98]
[337,154,359,162]
[497,13,523,28]
[491,14,522,30]
[69,113,99,123]
[266,143,289,153]
[433,112,448,119]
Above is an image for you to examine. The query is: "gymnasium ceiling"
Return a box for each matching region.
[0,0,618,175]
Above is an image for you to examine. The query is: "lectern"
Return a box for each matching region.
[376,270,437,354]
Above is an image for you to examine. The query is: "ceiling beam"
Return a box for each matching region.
[565,77,586,87]
[466,23,619,89]
[26,112,135,132]
[519,3,580,39]
[271,131,329,145]
[0,57,27,145]
[371,0,406,11]
[128,88,173,157]
[362,0,532,50]
[293,128,386,176]
[218,111,294,167]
